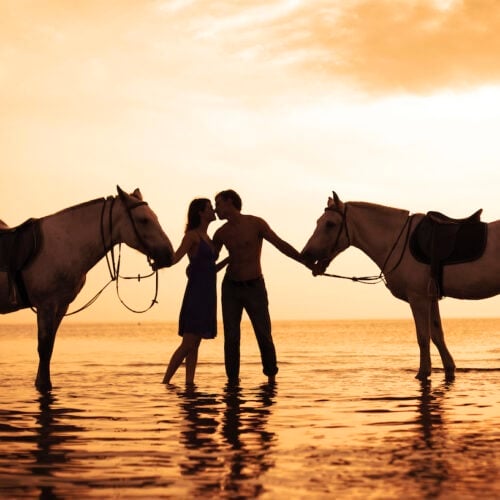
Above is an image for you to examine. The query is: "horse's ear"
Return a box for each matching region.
[328,191,343,210]
[117,185,126,200]
[327,191,340,207]
[132,188,143,200]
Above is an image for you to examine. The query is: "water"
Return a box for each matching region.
[0,319,499,499]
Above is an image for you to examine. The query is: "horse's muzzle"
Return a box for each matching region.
[149,252,173,270]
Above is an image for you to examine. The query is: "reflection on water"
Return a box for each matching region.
[175,382,277,498]
[360,379,500,500]
[387,381,453,499]
[415,380,498,498]
[0,392,85,498]
[220,383,276,497]
[177,387,220,478]
[32,393,83,475]
[0,319,498,498]
[32,393,73,498]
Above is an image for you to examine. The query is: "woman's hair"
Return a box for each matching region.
[186,198,210,232]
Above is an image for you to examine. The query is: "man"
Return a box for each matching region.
[213,189,304,385]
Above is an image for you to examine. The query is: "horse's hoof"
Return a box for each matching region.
[415,372,430,381]
[444,370,456,382]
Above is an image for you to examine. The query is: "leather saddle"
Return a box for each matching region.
[409,209,487,297]
[0,218,42,306]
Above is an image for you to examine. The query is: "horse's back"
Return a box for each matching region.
[441,219,500,299]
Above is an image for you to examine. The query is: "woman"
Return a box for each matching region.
[163,198,227,385]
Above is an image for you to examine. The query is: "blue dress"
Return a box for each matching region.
[178,238,217,339]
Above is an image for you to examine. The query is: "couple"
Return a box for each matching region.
[162,189,304,386]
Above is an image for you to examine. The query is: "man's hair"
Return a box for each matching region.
[216,189,242,211]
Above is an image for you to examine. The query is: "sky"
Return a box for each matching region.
[1,0,500,323]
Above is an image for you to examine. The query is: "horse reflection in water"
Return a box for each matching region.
[33,393,86,497]
[374,381,453,498]
[0,186,174,392]
[0,392,86,498]
[301,192,500,380]
[176,383,277,497]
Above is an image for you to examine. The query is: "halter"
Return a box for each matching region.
[61,195,159,316]
[322,202,414,285]
[100,195,159,313]
[324,203,351,255]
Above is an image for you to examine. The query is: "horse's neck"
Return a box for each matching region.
[43,198,117,271]
[347,202,410,269]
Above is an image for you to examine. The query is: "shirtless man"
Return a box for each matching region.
[213,189,304,384]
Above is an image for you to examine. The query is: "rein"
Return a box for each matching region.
[63,196,159,316]
[321,204,414,285]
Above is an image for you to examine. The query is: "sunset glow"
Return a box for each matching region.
[2,0,499,323]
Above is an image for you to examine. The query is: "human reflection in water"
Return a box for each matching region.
[176,385,221,482]
[31,392,84,499]
[220,382,277,497]
[176,383,277,498]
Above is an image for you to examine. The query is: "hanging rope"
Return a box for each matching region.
[322,271,385,284]
[114,244,160,313]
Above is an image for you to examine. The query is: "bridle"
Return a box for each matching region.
[62,196,159,315]
[29,195,161,316]
[321,202,414,285]
[324,203,350,256]
[100,196,155,276]
[99,195,159,313]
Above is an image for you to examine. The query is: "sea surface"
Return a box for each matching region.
[0,319,499,499]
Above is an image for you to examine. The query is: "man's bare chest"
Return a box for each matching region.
[221,227,261,253]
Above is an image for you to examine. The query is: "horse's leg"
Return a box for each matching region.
[35,305,68,392]
[429,300,456,380]
[409,297,432,380]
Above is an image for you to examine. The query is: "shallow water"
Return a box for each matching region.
[0,319,499,498]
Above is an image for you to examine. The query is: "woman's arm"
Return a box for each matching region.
[172,231,196,265]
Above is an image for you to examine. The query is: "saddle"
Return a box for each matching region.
[409,209,487,297]
[0,218,42,306]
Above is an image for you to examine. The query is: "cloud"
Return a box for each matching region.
[3,0,500,111]
[185,0,500,95]
[308,0,500,94]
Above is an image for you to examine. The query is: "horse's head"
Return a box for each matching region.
[116,185,174,269]
[301,191,350,274]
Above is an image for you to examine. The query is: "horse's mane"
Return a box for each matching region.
[349,201,410,218]
[51,197,109,217]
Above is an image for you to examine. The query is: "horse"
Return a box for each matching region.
[0,186,174,392]
[301,191,500,381]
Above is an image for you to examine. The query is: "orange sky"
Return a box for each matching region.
[1,0,499,323]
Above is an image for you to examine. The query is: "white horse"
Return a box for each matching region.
[301,192,500,380]
[0,186,174,392]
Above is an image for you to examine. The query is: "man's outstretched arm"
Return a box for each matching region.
[260,219,305,264]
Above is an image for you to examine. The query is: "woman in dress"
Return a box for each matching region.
[162,198,227,385]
